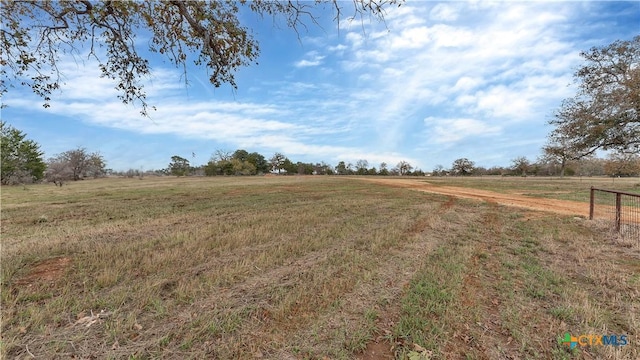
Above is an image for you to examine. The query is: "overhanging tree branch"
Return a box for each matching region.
[1,0,403,115]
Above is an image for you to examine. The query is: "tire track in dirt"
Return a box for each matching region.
[445,204,523,359]
[358,178,590,217]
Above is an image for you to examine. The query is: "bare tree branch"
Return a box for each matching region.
[1,0,403,115]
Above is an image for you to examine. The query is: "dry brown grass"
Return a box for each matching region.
[1,176,638,359]
[426,175,640,203]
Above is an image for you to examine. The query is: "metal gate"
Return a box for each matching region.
[590,187,640,241]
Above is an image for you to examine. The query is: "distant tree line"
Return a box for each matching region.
[2,36,637,184]
[2,35,638,186]
[136,38,640,181]
[432,155,640,178]
[164,150,429,177]
[2,120,638,188]
[163,151,638,179]
[1,122,106,186]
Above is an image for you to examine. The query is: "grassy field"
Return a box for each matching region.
[425,176,640,203]
[1,176,638,359]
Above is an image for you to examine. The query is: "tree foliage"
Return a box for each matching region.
[431,164,446,176]
[511,156,530,176]
[46,147,106,183]
[333,161,348,175]
[45,157,73,186]
[451,158,474,176]
[241,150,269,174]
[541,131,577,178]
[548,36,640,157]
[280,157,296,174]
[205,152,258,176]
[0,122,46,184]
[603,152,640,177]
[1,0,402,115]
[168,155,190,176]
[355,159,369,175]
[270,152,286,173]
[395,160,413,176]
[314,162,333,175]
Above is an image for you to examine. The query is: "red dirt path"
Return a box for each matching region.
[355,177,590,359]
[359,178,589,217]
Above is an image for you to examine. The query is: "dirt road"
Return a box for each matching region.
[359,177,590,217]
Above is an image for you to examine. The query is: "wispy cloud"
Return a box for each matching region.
[426,117,502,144]
[320,1,605,156]
[294,51,325,67]
[2,1,638,170]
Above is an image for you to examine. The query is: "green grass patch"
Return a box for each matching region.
[2,176,637,359]
[394,246,466,354]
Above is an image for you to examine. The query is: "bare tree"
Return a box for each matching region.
[47,148,106,181]
[45,158,73,186]
[213,150,232,162]
[542,132,577,177]
[355,159,369,175]
[511,156,530,176]
[432,164,445,177]
[395,160,413,176]
[378,162,389,175]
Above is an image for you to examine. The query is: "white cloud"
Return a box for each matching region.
[383,3,428,25]
[429,3,460,22]
[453,77,482,92]
[4,1,637,171]
[475,86,534,119]
[328,44,347,52]
[328,1,599,153]
[426,117,502,144]
[294,59,322,67]
[294,51,325,68]
[345,32,364,48]
[430,25,475,48]
[390,26,432,50]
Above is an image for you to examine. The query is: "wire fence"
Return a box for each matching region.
[590,187,640,242]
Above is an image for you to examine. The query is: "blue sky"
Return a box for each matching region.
[2,1,639,172]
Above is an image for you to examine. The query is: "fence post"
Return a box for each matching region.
[589,187,595,220]
[615,192,621,232]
